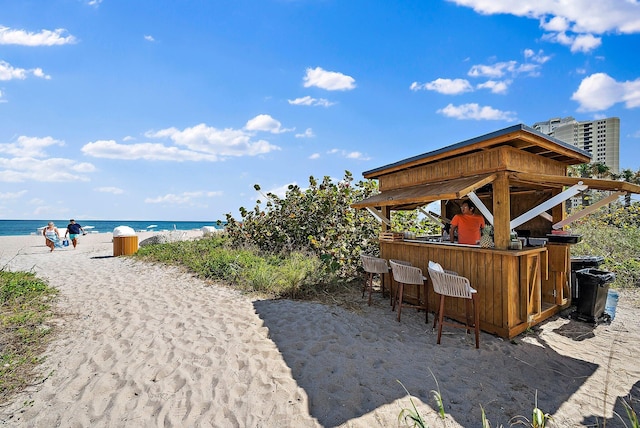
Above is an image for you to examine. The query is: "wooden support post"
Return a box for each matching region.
[492,172,511,250]
[551,188,564,226]
[381,206,391,232]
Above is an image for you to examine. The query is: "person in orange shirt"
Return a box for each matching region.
[450,201,485,245]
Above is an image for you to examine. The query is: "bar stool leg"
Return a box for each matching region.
[423,281,429,324]
[437,294,445,344]
[465,299,472,334]
[396,283,404,322]
[392,280,397,311]
[473,293,480,349]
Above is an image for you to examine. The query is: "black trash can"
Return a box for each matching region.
[570,256,604,305]
[574,268,615,323]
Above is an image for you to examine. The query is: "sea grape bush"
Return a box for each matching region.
[224,171,382,279]
[571,201,640,288]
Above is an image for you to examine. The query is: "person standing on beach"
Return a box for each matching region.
[64,219,85,249]
[43,222,61,252]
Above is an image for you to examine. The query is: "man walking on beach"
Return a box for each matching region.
[64,219,85,249]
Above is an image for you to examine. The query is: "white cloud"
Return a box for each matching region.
[572,73,640,111]
[468,61,514,78]
[540,15,569,32]
[0,190,27,200]
[303,67,356,91]
[327,148,371,160]
[411,78,473,94]
[437,103,517,121]
[346,151,368,160]
[570,33,603,53]
[83,140,220,161]
[0,136,64,157]
[95,186,125,195]
[0,26,76,46]
[0,60,51,81]
[448,0,639,52]
[145,190,223,205]
[144,35,155,42]
[523,49,551,64]
[476,80,511,94]
[245,114,292,134]
[85,122,281,161]
[0,157,95,182]
[288,96,335,107]
[542,31,602,53]
[295,128,315,138]
[309,153,321,159]
[87,0,103,7]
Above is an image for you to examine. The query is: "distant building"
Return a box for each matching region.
[532,116,620,173]
[532,117,620,210]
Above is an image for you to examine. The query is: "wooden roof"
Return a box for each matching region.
[363,124,591,179]
[351,174,496,210]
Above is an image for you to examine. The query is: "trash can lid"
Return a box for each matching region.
[571,255,604,262]
[576,268,616,284]
[113,226,136,237]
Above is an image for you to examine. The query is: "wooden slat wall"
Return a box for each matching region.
[381,241,549,338]
[378,146,567,191]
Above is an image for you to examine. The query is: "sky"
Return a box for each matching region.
[1,0,640,221]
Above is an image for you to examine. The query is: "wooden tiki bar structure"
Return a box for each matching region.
[352,124,640,339]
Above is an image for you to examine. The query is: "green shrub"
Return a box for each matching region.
[571,202,640,288]
[0,270,58,402]
[136,238,334,298]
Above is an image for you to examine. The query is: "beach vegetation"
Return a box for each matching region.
[135,235,329,298]
[223,171,439,280]
[571,202,640,288]
[0,270,58,403]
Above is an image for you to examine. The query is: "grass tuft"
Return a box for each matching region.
[0,270,58,404]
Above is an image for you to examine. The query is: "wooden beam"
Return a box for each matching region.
[418,207,445,228]
[492,172,511,250]
[552,191,625,229]
[510,172,640,194]
[365,207,391,226]
[510,182,588,229]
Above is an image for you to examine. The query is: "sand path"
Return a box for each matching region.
[1,233,639,427]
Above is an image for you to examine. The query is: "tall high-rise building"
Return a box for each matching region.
[532,116,620,173]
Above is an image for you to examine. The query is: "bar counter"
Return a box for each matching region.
[380,239,566,339]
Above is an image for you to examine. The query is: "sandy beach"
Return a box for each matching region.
[1,232,639,427]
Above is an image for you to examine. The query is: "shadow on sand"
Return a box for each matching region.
[252,293,632,427]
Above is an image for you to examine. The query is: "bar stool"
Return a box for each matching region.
[360,254,389,306]
[389,260,429,323]
[428,261,480,348]
[389,259,412,309]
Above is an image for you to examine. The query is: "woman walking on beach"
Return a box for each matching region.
[43,222,61,252]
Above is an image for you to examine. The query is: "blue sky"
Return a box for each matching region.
[1,0,640,221]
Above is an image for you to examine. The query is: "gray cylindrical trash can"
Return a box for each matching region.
[574,268,615,323]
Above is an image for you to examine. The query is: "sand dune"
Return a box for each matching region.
[1,232,639,427]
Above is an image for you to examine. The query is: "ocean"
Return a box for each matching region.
[0,219,226,237]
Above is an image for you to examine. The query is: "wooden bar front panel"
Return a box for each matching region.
[381,241,548,338]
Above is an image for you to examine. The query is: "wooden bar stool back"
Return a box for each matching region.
[389,260,429,323]
[389,259,412,309]
[360,254,389,306]
[428,262,480,348]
